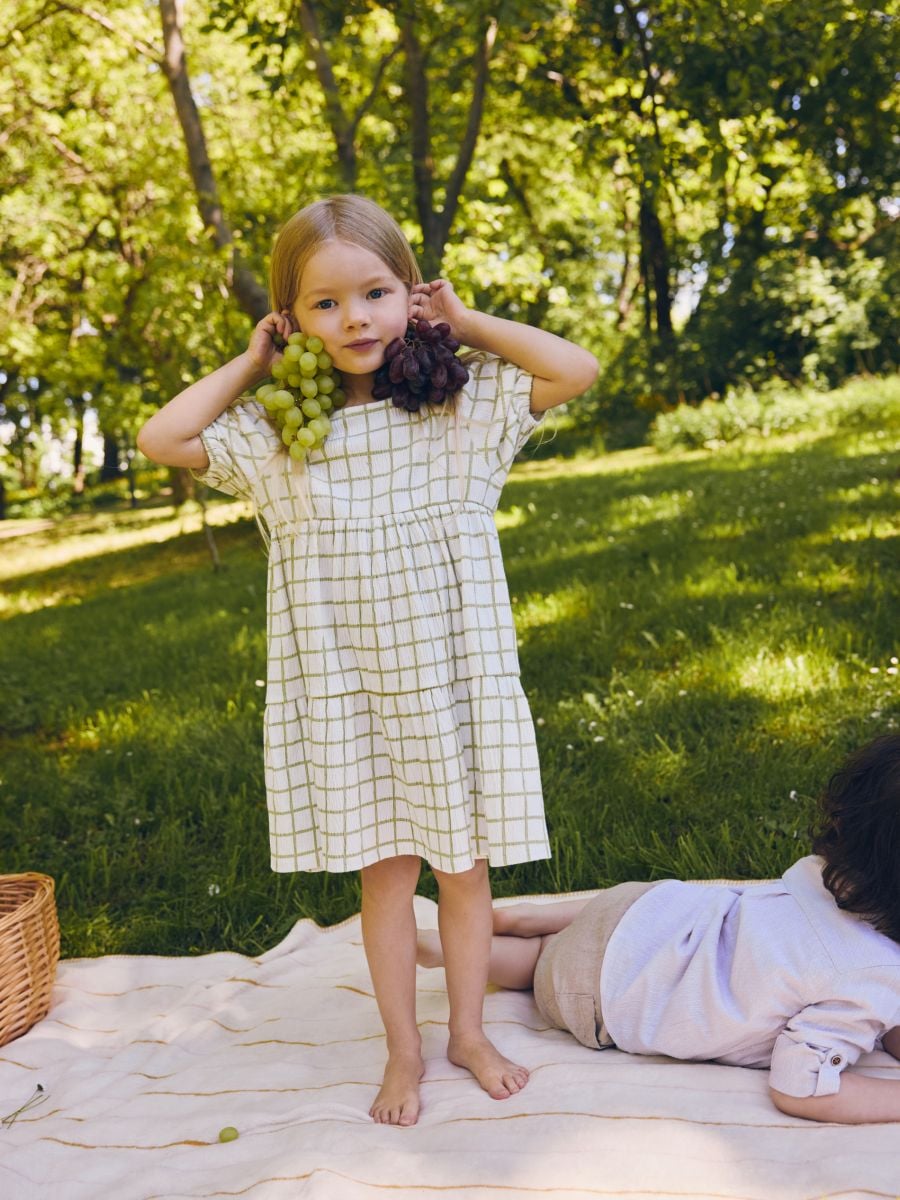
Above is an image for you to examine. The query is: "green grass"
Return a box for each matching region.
[1,404,897,957]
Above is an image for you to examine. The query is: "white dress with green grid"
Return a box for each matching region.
[195,352,550,874]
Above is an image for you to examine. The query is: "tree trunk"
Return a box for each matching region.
[169,465,193,507]
[100,434,121,482]
[72,395,85,494]
[298,0,357,189]
[402,14,497,278]
[158,0,269,322]
[639,191,673,340]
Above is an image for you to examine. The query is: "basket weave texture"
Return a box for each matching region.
[0,873,60,1047]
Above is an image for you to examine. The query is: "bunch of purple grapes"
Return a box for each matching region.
[372,319,469,412]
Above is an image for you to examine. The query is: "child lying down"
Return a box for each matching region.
[418,734,900,1123]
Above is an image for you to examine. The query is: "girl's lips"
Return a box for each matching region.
[345,339,378,350]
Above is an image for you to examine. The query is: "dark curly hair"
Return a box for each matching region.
[811,733,900,943]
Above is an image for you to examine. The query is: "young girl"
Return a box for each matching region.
[418,733,900,1124]
[137,194,599,1127]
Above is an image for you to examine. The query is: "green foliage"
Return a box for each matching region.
[649,373,900,452]
[0,0,897,477]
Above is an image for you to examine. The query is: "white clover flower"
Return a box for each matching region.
[208,883,221,897]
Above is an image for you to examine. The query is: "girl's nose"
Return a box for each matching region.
[344,301,370,328]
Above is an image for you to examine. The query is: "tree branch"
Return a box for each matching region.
[157,0,268,322]
[297,0,357,189]
[401,14,436,263]
[349,43,402,143]
[435,16,498,253]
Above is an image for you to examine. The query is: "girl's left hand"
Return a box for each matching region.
[408,280,470,340]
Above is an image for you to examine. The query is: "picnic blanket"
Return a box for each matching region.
[2,893,899,1200]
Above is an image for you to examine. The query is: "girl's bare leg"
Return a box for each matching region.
[361,855,424,1126]
[431,860,530,1100]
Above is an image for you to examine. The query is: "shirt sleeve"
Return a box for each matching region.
[191,400,284,501]
[459,352,544,461]
[769,996,890,1098]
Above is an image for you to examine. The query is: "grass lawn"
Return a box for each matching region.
[1,390,897,957]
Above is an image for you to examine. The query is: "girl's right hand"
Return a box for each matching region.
[246,310,298,372]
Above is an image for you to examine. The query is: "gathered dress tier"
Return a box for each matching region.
[195,352,551,874]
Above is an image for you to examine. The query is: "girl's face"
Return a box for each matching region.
[291,240,410,384]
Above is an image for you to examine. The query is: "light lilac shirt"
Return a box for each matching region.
[600,856,900,1097]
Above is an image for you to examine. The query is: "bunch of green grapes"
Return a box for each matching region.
[254,333,346,460]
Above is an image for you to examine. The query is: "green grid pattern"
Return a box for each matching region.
[195,352,550,874]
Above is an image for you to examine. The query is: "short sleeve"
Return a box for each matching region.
[769,997,890,1098]
[191,400,284,501]
[458,352,544,463]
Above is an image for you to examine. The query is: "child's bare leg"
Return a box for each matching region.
[360,855,425,1126]
[418,925,547,990]
[432,859,529,1100]
[493,898,592,937]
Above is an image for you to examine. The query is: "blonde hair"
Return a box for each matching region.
[269,194,423,313]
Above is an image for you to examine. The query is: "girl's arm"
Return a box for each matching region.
[770,1074,900,1123]
[137,311,294,469]
[409,281,598,413]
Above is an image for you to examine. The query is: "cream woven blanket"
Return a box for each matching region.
[1,893,898,1200]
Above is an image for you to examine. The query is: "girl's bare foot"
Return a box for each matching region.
[448,1032,529,1099]
[416,927,445,968]
[370,1051,425,1126]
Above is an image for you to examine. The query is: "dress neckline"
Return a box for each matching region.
[331,397,394,418]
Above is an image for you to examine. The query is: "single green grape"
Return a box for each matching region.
[289,440,308,461]
[317,376,335,395]
[317,394,333,413]
[273,389,294,409]
[308,416,331,441]
[287,373,304,388]
[218,1126,239,1143]
[305,335,324,354]
[295,427,316,448]
[301,397,322,419]
[283,344,303,363]
[316,351,333,371]
[300,377,318,398]
[284,406,303,427]
[287,332,306,346]
[331,388,346,408]
[299,351,318,375]
[281,426,294,446]
[270,361,287,379]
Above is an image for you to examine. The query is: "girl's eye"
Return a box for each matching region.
[368,288,387,300]
[315,299,335,309]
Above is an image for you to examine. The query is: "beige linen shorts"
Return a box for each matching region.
[532,880,660,1049]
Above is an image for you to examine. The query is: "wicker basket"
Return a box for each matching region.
[0,874,60,1047]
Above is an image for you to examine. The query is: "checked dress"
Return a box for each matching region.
[194,352,551,874]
